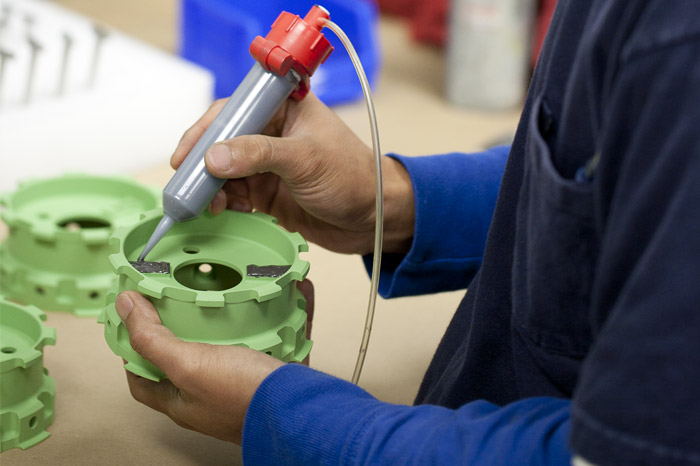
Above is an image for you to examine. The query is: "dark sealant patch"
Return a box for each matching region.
[130,261,171,274]
[246,265,291,278]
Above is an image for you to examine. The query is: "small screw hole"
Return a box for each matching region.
[198,263,213,274]
[1,347,16,354]
[29,416,37,428]
[36,287,45,295]
[183,247,200,254]
[89,291,100,300]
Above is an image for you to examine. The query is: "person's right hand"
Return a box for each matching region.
[170,93,415,255]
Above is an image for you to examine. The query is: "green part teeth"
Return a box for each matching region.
[100,209,311,382]
[0,174,161,317]
[0,297,56,452]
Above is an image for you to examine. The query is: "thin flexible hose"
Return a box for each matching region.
[322,19,383,385]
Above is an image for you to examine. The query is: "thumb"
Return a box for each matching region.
[115,291,191,382]
[204,134,312,182]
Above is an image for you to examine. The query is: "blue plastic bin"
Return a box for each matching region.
[179,0,380,106]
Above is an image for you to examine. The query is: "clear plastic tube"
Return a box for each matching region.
[322,19,383,385]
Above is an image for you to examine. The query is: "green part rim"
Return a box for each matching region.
[0,174,161,316]
[100,209,311,382]
[0,297,56,452]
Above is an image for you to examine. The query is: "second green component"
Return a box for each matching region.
[0,174,160,317]
[0,297,56,452]
[100,209,311,382]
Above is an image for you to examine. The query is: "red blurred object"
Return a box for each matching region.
[377,0,448,47]
[376,0,418,17]
[250,5,334,101]
[411,0,449,46]
[532,0,557,66]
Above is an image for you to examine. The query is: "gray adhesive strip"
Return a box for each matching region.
[246,265,291,278]
[130,261,171,274]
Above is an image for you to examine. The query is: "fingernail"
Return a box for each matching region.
[115,293,134,320]
[206,144,231,172]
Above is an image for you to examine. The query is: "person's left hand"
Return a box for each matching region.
[114,280,313,444]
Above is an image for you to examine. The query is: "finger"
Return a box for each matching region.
[208,189,227,215]
[170,99,228,169]
[296,279,314,366]
[115,291,194,384]
[222,178,250,200]
[226,196,253,213]
[204,134,314,182]
[222,180,253,212]
[259,92,321,138]
[124,371,205,433]
[296,279,315,340]
[125,369,178,415]
[260,98,291,137]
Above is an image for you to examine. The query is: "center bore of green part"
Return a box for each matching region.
[58,217,111,230]
[173,262,242,291]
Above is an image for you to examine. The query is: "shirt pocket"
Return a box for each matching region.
[511,95,597,358]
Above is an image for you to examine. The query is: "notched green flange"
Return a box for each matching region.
[0,174,160,316]
[99,209,311,382]
[0,297,56,452]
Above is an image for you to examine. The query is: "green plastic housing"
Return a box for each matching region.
[0,174,160,316]
[99,209,311,382]
[0,297,56,452]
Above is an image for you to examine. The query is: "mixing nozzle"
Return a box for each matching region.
[137,214,175,262]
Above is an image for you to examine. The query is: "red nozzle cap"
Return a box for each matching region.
[250,5,334,101]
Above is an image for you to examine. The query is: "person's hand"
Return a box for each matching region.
[114,281,313,443]
[170,93,415,255]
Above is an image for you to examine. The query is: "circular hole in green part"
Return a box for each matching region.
[29,416,37,428]
[58,218,111,230]
[89,291,100,300]
[1,347,16,354]
[174,262,242,291]
[36,287,45,295]
[183,247,200,254]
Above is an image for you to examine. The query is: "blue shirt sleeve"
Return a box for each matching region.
[242,364,571,465]
[363,146,510,298]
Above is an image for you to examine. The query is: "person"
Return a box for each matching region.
[113,1,700,464]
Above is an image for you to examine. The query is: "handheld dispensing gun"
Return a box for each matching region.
[137,5,334,262]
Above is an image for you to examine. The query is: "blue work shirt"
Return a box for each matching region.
[243,1,700,464]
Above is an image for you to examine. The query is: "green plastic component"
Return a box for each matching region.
[0,297,56,452]
[0,174,161,317]
[99,209,311,382]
